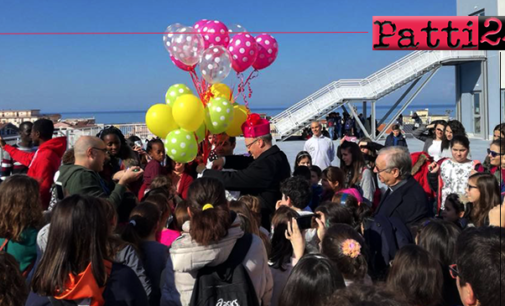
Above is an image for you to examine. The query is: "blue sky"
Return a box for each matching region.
[0,0,457,113]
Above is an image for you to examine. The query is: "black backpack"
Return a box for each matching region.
[189,233,259,306]
[363,214,413,280]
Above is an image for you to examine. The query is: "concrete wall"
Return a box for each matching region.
[457,0,501,138]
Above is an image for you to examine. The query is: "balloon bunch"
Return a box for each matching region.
[145,20,278,164]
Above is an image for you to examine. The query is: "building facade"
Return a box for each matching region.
[456,0,504,139]
[0,109,61,126]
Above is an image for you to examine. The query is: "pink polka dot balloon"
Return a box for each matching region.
[228,33,258,73]
[193,19,209,33]
[170,53,195,71]
[253,34,279,70]
[201,20,230,49]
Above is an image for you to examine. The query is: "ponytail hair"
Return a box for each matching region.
[187,178,231,246]
[121,202,161,251]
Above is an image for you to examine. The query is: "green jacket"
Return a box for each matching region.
[58,164,126,208]
[0,227,38,272]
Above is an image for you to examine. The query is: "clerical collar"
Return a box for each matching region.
[389,178,408,193]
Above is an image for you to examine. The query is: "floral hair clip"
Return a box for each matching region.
[341,239,361,258]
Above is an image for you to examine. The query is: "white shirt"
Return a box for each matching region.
[304,135,335,170]
[428,140,443,161]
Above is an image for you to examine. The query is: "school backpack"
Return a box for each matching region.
[344,118,353,131]
[189,233,259,306]
[363,214,414,280]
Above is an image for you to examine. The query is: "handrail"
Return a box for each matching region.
[272,50,486,138]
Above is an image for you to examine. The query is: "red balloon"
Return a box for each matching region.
[170,54,195,71]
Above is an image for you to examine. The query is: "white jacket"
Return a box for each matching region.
[161,217,273,306]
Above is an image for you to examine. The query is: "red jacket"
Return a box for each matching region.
[411,152,435,200]
[4,137,67,209]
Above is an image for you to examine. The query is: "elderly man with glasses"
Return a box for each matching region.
[374,146,432,226]
[201,114,291,229]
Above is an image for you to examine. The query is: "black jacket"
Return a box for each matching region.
[384,133,408,149]
[374,176,432,227]
[25,263,148,306]
[203,145,291,228]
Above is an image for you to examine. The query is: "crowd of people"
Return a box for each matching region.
[0,116,503,306]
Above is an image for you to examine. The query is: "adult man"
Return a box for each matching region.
[303,121,335,170]
[1,121,36,181]
[0,119,66,209]
[201,114,291,229]
[454,227,504,306]
[57,136,143,208]
[374,146,431,226]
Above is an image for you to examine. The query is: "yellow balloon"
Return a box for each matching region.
[172,94,204,132]
[210,83,232,100]
[145,104,178,138]
[226,104,249,137]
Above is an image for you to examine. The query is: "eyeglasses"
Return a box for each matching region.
[449,264,459,279]
[487,148,504,158]
[245,138,259,149]
[374,166,391,173]
[466,184,478,190]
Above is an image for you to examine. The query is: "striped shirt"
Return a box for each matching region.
[1,145,37,181]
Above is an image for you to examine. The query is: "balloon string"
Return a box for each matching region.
[245,70,259,99]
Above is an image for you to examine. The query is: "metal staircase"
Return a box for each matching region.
[271,50,487,140]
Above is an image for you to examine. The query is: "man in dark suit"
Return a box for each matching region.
[200,114,291,229]
[374,146,431,226]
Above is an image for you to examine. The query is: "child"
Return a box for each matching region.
[309,165,323,210]
[144,193,180,247]
[277,176,312,214]
[441,193,468,228]
[138,138,167,199]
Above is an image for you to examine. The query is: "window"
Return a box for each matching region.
[472,91,482,135]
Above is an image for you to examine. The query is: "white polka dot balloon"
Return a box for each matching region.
[170,26,205,66]
[198,45,232,84]
[200,20,230,49]
[164,128,198,163]
[252,34,279,70]
[204,97,234,134]
[228,23,248,36]
[228,33,258,73]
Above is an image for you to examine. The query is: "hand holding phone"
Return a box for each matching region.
[296,214,315,230]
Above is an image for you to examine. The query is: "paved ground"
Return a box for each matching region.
[233,137,492,170]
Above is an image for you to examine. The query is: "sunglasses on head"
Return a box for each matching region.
[487,148,504,158]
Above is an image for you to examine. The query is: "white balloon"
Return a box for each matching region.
[199,46,232,84]
[171,26,205,66]
[162,23,185,53]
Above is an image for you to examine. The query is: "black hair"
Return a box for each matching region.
[19,121,33,131]
[293,166,311,181]
[329,284,406,306]
[309,165,322,178]
[392,124,400,131]
[444,193,466,217]
[315,201,354,228]
[442,120,466,150]
[294,151,312,171]
[146,138,164,153]
[126,135,141,148]
[456,227,505,306]
[269,206,300,271]
[33,119,54,140]
[416,219,461,267]
[97,126,126,147]
[280,176,312,210]
[278,254,346,306]
[121,202,161,252]
[450,134,470,151]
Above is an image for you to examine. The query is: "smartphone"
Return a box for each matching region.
[134,140,142,147]
[296,214,315,230]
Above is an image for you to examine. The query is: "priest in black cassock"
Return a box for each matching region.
[199,114,291,229]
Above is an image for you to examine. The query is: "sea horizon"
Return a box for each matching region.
[54,103,457,125]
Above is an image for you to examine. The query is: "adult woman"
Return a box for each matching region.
[428,135,481,212]
[337,141,376,202]
[0,252,28,306]
[321,224,370,286]
[413,120,447,161]
[485,139,505,198]
[278,254,345,306]
[465,173,501,227]
[294,151,312,172]
[416,219,462,306]
[387,245,443,306]
[171,160,193,200]
[28,195,148,305]
[0,175,42,276]
[268,207,302,306]
[441,120,466,158]
[161,178,272,306]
